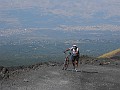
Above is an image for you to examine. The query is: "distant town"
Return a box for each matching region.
[0,24,120,37]
[58,24,120,31]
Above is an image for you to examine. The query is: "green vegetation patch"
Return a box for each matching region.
[98,48,120,59]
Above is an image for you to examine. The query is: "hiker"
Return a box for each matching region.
[64,45,80,71]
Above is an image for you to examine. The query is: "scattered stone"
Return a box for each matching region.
[48,63,56,66]
[0,66,4,72]
[99,62,110,65]
[0,67,9,79]
[23,79,29,82]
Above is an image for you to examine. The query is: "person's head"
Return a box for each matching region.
[72,44,77,49]
[73,44,77,47]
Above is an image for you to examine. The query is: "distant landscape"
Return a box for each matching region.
[0,27,120,66]
[0,0,120,66]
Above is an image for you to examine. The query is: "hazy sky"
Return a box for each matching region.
[0,0,120,28]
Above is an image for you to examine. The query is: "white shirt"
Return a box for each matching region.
[70,46,79,55]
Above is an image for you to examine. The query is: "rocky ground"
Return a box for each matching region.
[0,56,120,90]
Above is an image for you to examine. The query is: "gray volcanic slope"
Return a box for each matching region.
[0,62,120,90]
[0,64,120,90]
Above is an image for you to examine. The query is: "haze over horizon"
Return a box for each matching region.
[0,0,120,29]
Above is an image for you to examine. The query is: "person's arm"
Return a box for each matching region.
[75,48,79,55]
[64,48,70,53]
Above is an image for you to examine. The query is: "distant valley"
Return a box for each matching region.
[0,28,120,66]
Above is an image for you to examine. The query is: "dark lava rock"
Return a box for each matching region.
[0,67,9,79]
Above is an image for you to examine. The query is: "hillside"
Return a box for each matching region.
[98,48,120,59]
[1,58,120,90]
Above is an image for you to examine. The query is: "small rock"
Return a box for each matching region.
[0,66,4,72]
[23,79,29,82]
[49,63,56,66]
[0,67,9,79]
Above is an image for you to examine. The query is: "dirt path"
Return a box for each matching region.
[0,64,120,90]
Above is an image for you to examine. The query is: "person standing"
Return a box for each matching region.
[64,45,79,71]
